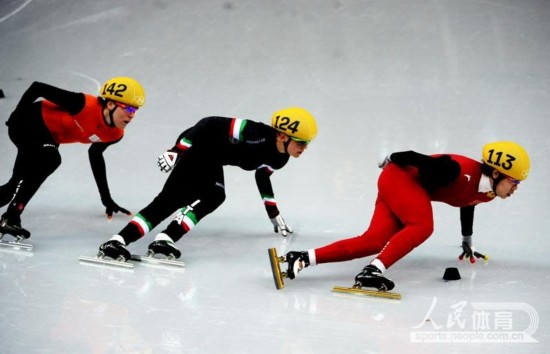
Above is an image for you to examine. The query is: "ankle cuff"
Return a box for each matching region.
[307,249,317,266]
[110,235,126,245]
[155,232,174,243]
[371,259,386,273]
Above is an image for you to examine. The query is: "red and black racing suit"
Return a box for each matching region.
[1,82,124,223]
[313,152,495,269]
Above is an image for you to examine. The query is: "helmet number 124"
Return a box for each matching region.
[273,115,300,134]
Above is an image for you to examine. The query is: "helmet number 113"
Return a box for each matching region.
[486,149,515,171]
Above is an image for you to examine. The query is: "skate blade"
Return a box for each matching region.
[130,255,185,268]
[78,255,134,269]
[0,239,33,252]
[268,248,285,290]
[332,286,401,300]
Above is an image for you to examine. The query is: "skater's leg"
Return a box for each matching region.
[287,165,432,286]
[98,181,185,260]
[355,166,433,290]
[160,164,225,239]
[0,148,26,207]
[100,159,221,259]
[112,185,186,245]
[0,176,21,208]
[0,133,30,208]
[148,167,226,257]
[281,196,400,279]
[2,107,61,220]
[1,144,61,229]
[160,187,226,242]
[313,196,402,264]
[371,165,433,269]
[317,165,433,269]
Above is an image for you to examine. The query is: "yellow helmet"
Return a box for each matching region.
[100,77,145,107]
[482,141,530,181]
[271,107,318,143]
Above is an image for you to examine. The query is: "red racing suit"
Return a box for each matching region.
[314,154,495,269]
[41,93,123,144]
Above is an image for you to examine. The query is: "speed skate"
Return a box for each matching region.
[0,235,33,252]
[268,247,400,298]
[268,247,286,289]
[0,226,33,252]
[332,284,401,300]
[129,252,185,268]
[79,251,185,269]
[79,253,134,269]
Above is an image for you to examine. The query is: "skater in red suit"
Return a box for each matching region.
[0,77,146,239]
[282,141,530,291]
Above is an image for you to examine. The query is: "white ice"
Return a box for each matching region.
[1,0,549,353]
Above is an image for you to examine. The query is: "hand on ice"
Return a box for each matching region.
[459,241,488,264]
[270,215,293,237]
[101,195,131,220]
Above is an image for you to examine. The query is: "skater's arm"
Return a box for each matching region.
[16,82,85,115]
[255,166,279,218]
[460,205,475,238]
[458,205,488,262]
[388,151,460,189]
[255,166,293,236]
[389,150,432,166]
[89,140,131,219]
[89,141,113,199]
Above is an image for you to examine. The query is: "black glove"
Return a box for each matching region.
[459,241,489,264]
[101,195,131,220]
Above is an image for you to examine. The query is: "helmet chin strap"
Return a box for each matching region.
[107,106,117,127]
[491,173,505,192]
[283,137,291,154]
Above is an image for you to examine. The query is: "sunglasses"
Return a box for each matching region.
[507,177,520,185]
[114,102,138,115]
[290,137,310,147]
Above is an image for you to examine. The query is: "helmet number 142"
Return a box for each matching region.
[102,82,128,99]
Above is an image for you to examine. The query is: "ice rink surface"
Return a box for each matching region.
[1,0,549,353]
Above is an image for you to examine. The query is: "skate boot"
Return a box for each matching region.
[284,251,310,279]
[354,264,395,291]
[0,214,31,240]
[147,240,181,259]
[98,240,131,261]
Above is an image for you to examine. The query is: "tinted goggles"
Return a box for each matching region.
[114,102,138,114]
[290,136,310,147]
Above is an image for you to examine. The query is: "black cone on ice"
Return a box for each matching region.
[443,267,461,281]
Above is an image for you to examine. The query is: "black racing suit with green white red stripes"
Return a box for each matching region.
[117,116,290,245]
